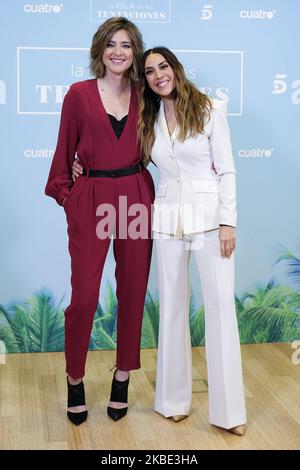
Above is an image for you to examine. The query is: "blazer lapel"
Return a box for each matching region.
[157,101,174,150]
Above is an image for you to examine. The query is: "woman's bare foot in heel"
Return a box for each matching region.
[108,369,129,410]
[67,375,88,425]
[67,375,87,414]
[107,369,130,421]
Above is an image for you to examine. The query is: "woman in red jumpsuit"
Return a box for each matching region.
[45,18,154,425]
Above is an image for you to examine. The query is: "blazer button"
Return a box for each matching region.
[176,178,180,183]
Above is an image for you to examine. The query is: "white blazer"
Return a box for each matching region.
[151,99,237,234]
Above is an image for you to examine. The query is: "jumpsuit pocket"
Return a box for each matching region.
[63,179,83,214]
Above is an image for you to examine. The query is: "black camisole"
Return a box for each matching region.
[108,114,128,140]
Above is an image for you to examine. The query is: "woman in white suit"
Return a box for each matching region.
[72,46,247,435]
[138,47,247,435]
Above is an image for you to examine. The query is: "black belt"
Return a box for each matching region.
[82,163,143,178]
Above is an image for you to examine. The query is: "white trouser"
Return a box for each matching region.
[154,229,247,429]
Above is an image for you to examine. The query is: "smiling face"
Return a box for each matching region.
[144,53,175,98]
[102,29,134,76]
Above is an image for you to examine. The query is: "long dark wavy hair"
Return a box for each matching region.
[138,47,212,163]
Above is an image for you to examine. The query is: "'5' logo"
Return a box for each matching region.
[272,74,300,104]
[201,5,213,20]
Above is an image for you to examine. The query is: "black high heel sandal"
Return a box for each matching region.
[67,377,88,426]
[107,370,130,421]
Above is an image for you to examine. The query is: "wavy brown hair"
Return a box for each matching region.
[138,47,212,162]
[90,17,144,81]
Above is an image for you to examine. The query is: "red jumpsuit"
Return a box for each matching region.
[45,79,154,379]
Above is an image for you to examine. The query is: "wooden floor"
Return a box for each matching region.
[0,343,299,450]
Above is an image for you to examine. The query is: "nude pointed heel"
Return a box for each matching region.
[228,424,246,436]
[171,415,188,422]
